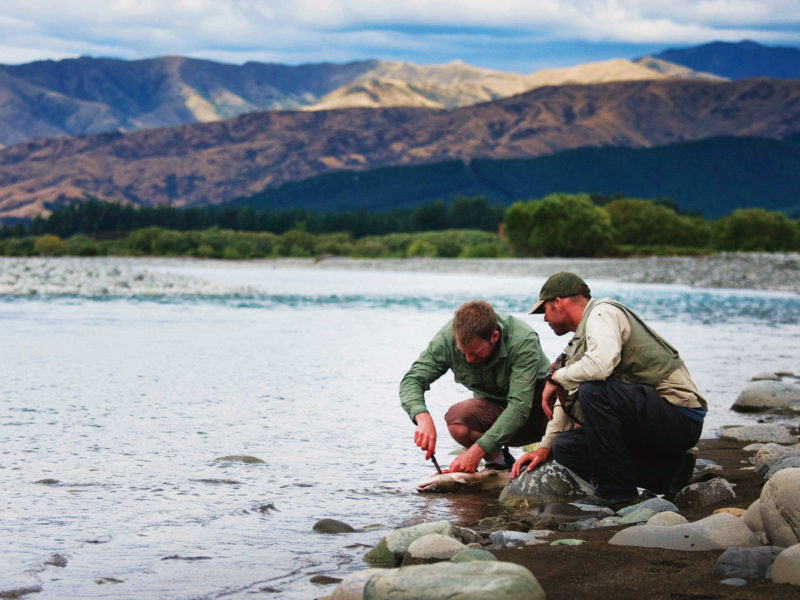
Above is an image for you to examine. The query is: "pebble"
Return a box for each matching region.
[771,544,800,585]
[609,512,760,551]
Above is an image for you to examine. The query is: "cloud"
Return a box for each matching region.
[0,0,797,69]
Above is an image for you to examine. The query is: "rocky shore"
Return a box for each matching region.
[315,372,800,600]
[0,253,798,296]
[304,253,800,294]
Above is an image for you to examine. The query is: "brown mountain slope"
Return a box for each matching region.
[1,78,798,219]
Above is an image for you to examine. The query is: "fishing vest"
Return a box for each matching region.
[559,298,684,424]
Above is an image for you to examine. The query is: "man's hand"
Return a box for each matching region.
[447,443,485,473]
[413,412,437,460]
[510,447,550,478]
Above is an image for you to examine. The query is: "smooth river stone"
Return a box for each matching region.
[498,462,596,508]
[363,561,545,600]
[647,511,689,527]
[765,456,800,480]
[719,424,797,444]
[743,499,763,532]
[609,512,760,551]
[313,518,356,534]
[760,467,800,547]
[363,520,453,566]
[330,569,390,600]
[713,546,783,579]
[732,380,800,412]
[771,544,800,585]
[402,533,467,565]
[674,477,736,508]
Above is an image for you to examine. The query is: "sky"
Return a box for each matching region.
[1,1,799,73]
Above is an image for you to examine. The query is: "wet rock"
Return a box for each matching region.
[313,518,356,534]
[213,455,265,463]
[330,569,389,600]
[0,586,42,599]
[401,534,467,565]
[450,548,497,563]
[732,380,800,413]
[743,500,763,532]
[647,511,689,527]
[363,561,545,600]
[44,553,68,567]
[560,516,621,531]
[760,468,800,546]
[525,502,613,530]
[489,531,536,547]
[311,574,342,585]
[609,512,760,551]
[451,525,482,545]
[753,443,800,477]
[713,546,783,579]
[674,477,736,509]
[751,372,782,381]
[619,497,679,515]
[771,544,800,585]
[363,520,453,566]
[498,462,596,508]
[695,458,723,473]
[720,424,797,444]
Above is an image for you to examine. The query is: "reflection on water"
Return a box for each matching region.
[0,259,798,598]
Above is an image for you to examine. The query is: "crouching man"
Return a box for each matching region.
[400,300,550,472]
[512,273,707,506]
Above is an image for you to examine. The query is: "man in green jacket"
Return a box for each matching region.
[512,272,707,505]
[400,300,550,473]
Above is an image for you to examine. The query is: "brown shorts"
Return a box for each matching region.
[444,379,547,447]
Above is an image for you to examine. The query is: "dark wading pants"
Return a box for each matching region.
[551,379,703,499]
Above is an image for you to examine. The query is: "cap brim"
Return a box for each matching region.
[529,299,546,314]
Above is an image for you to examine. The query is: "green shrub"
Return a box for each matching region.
[33,234,69,256]
[712,209,800,251]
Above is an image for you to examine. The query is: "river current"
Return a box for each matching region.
[1,258,798,599]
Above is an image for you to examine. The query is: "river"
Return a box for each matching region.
[1,257,798,599]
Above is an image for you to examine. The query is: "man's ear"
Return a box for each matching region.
[491,329,501,344]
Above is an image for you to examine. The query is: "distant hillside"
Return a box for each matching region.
[651,40,800,79]
[231,135,800,219]
[2,78,800,220]
[0,56,379,147]
[0,54,719,147]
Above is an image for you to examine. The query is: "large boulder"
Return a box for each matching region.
[731,380,800,413]
[499,462,596,508]
[331,569,390,600]
[609,512,760,551]
[363,521,453,566]
[363,561,545,600]
[771,544,800,585]
[760,467,800,547]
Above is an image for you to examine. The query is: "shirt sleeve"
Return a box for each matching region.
[475,339,543,455]
[399,328,451,422]
[555,304,630,389]
[537,403,573,449]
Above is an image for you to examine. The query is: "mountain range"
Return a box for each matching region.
[0,40,798,221]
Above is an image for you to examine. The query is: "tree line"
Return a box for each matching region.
[0,194,798,259]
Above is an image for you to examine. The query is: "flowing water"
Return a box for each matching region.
[1,258,798,599]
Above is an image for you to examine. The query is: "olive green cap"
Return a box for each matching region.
[529,272,590,314]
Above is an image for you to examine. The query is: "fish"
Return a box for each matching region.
[416,468,512,493]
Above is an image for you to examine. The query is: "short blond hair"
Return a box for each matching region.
[453,301,498,344]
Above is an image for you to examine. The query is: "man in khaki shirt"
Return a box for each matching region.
[511,273,706,506]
